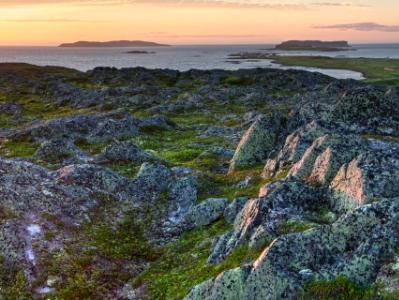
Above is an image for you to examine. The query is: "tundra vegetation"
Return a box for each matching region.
[0,63,398,299]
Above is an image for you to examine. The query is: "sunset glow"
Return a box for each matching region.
[0,0,398,45]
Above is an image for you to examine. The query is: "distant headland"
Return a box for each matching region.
[58,40,170,48]
[274,40,352,51]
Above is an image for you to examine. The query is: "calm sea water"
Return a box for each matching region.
[0,44,398,80]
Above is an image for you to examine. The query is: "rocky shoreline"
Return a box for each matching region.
[0,63,398,299]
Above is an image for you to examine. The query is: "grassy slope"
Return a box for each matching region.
[271,56,399,86]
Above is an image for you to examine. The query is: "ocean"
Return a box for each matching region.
[0,44,398,80]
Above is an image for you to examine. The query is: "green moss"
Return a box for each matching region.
[106,162,142,178]
[0,270,32,300]
[361,133,399,143]
[37,208,163,299]
[0,138,38,158]
[83,214,162,261]
[74,139,109,155]
[277,220,315,235]
[131,128,229,167]
[132,219,267,299]
[299,276,379,300]
[221,76,252,86]
[170,113,217,127]
[271,56,399,86]
[160,148,203,164]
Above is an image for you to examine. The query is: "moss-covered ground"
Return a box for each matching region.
[271,56,399,86]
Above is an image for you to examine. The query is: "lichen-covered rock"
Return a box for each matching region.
[34,138,91,165]
[95,140,157,163]
[229,113,283,173]
[186,198,399,300]
[292,85,399,136]
[288,133,365,186]
[224,197,248,224]
[10,111,139,143]
[185,198,228,228]
[134,162,172,192]
[329,147,399,213]
[261,121,325,179]
[186,266,252,300]
[165,176,198,231]
[208,181,324,264]
[0,158,90,216]
[56,164,128,194]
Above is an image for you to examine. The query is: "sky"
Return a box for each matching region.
[0,0,398,45]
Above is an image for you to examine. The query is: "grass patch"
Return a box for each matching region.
[221,76,253,86]
[106,162,142,178]
[0,138,38,158]
[299,276,382,300]
[271,56,399,86]
[277,220,315,235]
[132,219,267,299]
[361,133,399,143]
[74,139,109,155]
[195,164,273,201]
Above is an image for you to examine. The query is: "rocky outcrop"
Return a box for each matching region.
[229,113,283,173]
[186,198,399,300]
[261,122,326,179]
[224,197,248,224]
[329,147,399,213]
[288,133,365,186]
[0,158,199,282]
[208,181,324,264]
[164,176,198,235]
[9,111,139,143]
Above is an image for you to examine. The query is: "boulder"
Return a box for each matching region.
[185,198,228,228]
[164,176,198,234]
[56,164,128,194]
[33,138,90,165]
[95,140,157,163]
[229,113,283,173]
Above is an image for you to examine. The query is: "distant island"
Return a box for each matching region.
[125,50,156,54]
[274,40,352,51]
[58,40,170,48]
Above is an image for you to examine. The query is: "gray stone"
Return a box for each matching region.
[230,113,283,173]
[224,197,248,224]
[186,198,228,227]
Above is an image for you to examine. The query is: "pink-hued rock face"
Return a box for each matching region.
[308,146,333,185]
[330,159,364,206]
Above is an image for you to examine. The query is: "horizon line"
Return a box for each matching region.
[1,41,399,47]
